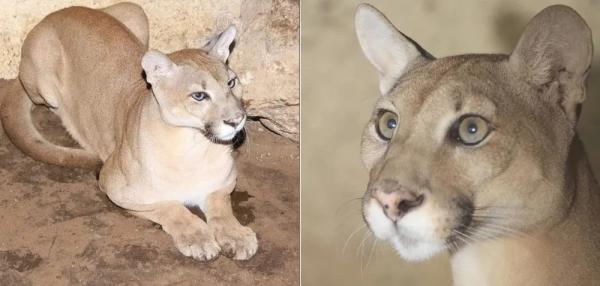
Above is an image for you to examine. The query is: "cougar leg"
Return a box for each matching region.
[128,201,221,261]
[204,184,258,260]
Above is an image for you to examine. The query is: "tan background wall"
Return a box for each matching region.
[0,0,299,141]
[302,0,600,285]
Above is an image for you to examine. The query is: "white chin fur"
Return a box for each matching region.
[390,236,446,261]
[213,117,246,141]
[214,125,237,141]
[364,199,446,261]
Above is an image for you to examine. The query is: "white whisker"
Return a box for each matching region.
[343,224,367,255]
[365,238,378,271]
[356,230,371,259]
[359,232,373,278]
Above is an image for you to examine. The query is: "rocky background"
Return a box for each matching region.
[0,0,299,141]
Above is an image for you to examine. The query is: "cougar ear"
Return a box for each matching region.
[509,5,592,122]
[141,50,178,85]
[202,25,237,63]
[355,3,433,95]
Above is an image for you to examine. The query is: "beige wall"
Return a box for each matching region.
[302,0,600,285]
[0,0,299,140]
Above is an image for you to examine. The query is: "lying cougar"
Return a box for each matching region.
[354,4,600,285]
[0,2,256,261]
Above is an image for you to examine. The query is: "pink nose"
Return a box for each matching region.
[223,114,245,127]
[372,189,424,222]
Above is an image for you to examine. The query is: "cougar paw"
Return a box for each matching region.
[171,228,221,261]
[211,222,258,260]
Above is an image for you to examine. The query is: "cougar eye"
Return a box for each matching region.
[452,115,490,146]
[227,78,236,89]
[190,91,210,101]
[376,110,398,141]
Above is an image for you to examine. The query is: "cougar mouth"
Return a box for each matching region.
[362,190,478,260]
[202,123,246,145]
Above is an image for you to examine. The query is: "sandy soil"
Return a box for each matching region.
[0,88,299,285]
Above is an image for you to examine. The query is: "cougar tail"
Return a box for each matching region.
[0,79,101,169]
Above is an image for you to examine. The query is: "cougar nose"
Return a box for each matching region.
[370,180,424,222]
[223,114,245,127]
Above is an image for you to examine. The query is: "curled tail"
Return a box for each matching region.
[0,79,101,169]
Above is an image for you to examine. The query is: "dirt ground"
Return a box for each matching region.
[0,88,299,285]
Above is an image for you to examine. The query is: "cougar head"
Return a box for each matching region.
[355,4,592,261]
[142,25,245,144]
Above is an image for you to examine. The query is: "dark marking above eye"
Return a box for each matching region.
[455,99,463,112]
[201,80,207,90]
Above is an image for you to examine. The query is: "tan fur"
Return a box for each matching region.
[355,4,600,285]
[1,3,255,261]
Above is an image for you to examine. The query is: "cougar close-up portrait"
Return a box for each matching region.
[302,0,600,286]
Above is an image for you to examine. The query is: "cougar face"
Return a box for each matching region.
[142,26,245,143]
[355,4,592,261]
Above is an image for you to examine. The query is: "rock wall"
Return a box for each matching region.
[0,0,299,141]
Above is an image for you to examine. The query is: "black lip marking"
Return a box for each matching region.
[456,197,474,231]
[202,123,245,146]
[446,196,475,253]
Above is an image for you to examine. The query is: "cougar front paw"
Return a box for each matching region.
[211,221,258,260]
[171,228,221,261]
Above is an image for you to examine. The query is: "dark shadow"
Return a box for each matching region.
[33,106,80,148]
[188,205,207,221]
[232,127,247,149]
[186,189,255,226]
[141,70,151,90]
[225,40,237,66]
[578,59,600,176]
[231,189,256,225]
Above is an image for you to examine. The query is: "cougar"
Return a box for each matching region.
[355,4,600,285]
[1,2,257,261]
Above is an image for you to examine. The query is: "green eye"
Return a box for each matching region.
[454,115,490,146]
[376,111,398,141]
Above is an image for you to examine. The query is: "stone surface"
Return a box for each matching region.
[0,0,299,141]
[234,0,299,141]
